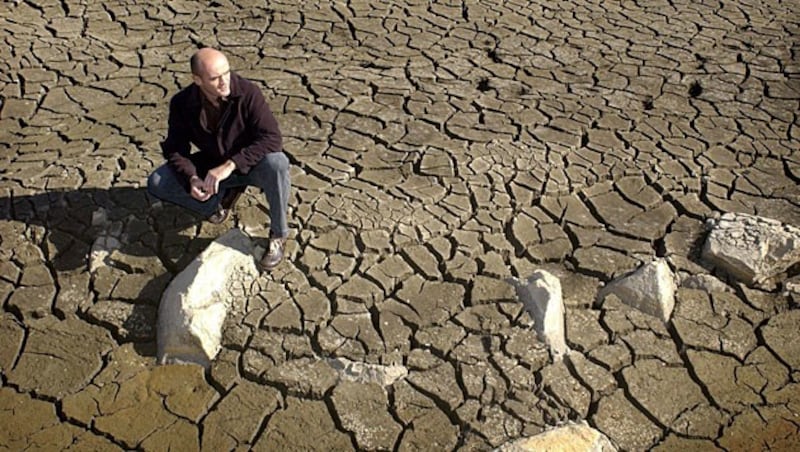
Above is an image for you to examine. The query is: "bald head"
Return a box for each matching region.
[190,48,232,101]
[190,48,227,76]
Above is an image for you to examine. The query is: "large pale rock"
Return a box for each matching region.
[703,212,800,289]
[157,229,258,368]
[498,421,616,451]
[599,258,676,322]
[510,270,568,360]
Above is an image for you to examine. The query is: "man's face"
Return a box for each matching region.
[193,55,231,100]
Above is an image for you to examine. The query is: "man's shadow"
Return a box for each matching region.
[0,186,219,352]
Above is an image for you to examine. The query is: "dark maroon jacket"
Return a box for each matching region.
[160,73,282,186]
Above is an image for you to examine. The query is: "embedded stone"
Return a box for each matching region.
[599,258,676,322]
[157,229,259,368]
[510,270,568,360]
[703,212,800,289]
[328,357,408,387]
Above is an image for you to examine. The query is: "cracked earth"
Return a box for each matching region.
[1,0,799,450]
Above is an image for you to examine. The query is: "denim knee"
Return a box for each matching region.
[263,152,289,174]
[250,152,289,181]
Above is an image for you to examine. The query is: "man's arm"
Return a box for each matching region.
[228,85,282,174]
[160,94,198,187]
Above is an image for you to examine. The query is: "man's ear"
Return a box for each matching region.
[192,74,202,86]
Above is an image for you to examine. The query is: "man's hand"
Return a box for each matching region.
[189,176,211,201]
[203,160,237,195]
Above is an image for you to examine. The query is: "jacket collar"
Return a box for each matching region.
[187,72,242,108]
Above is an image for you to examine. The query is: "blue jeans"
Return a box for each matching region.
[147,152,290,238]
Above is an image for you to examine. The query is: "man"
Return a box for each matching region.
[148,48,290,270]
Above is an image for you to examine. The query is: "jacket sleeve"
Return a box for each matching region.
[160,94,197,187]
[229,86,282,174]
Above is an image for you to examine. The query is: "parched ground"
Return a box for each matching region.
[1,1,799,450]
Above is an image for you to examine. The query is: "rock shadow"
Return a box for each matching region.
[0,186,220,354]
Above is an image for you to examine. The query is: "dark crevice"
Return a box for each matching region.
[665,321,727,414]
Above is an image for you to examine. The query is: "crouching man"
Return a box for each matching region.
[148,48,290,270]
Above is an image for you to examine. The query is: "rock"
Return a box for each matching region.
[678,272,733,293]
[498,421,616,451]
[89,235,121,273]
[328,357,408,386]
[509,270,568,360]
[785,274,800,305]
[157,229,259,368]
[702,212,800,290]
[599,258,676,322]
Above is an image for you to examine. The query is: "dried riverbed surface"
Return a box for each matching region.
[1,1,799,450]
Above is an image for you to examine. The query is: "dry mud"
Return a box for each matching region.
[1,1,799,450]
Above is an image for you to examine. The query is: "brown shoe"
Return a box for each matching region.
[260,234,286,271]
[207,187,245,224]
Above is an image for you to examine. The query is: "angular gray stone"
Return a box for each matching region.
[703,212,800,289]
[599,258,676,322]
[157,229,259,368]
[510,270,568,360]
